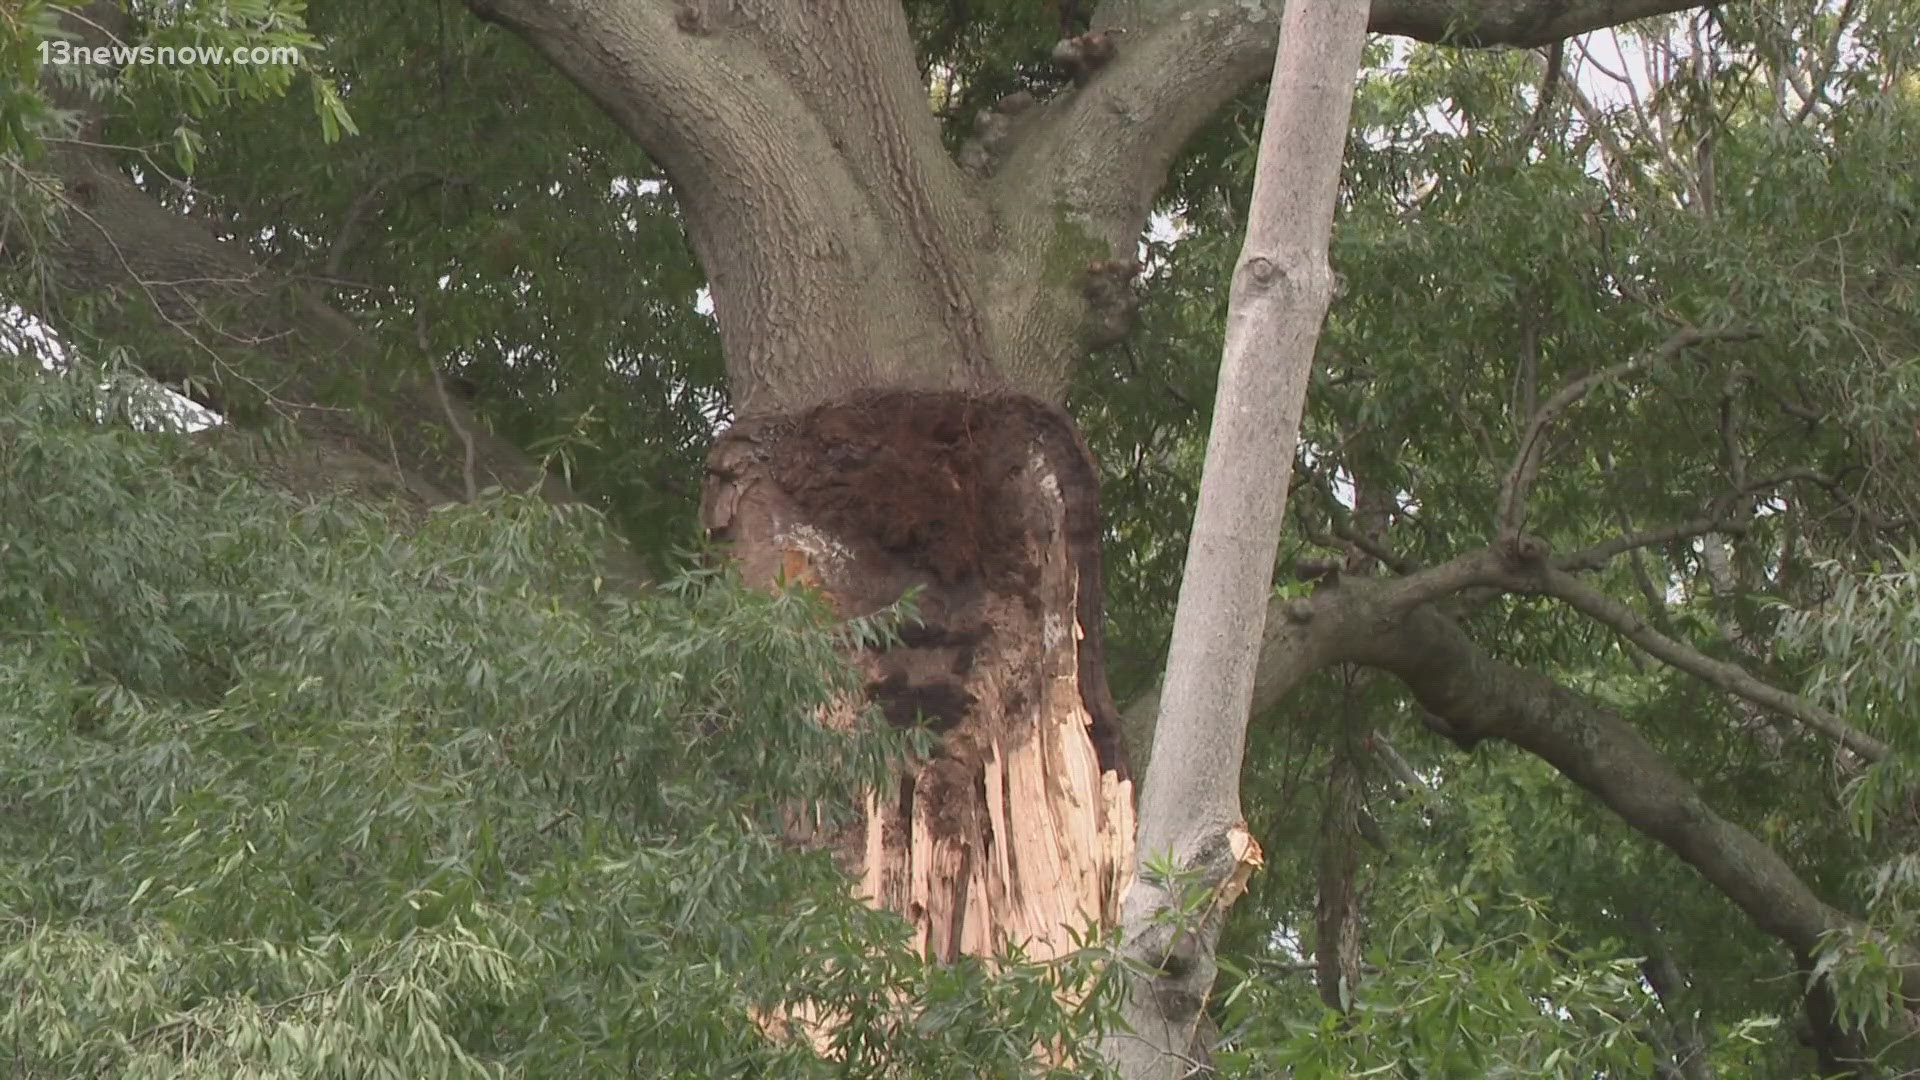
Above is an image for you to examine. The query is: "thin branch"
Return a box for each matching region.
[1530,565,1888,761]
[1552,465,1832,573]
[1558,57,1633,180]
[1511,297,1540,430]
[1555,515,1731,572]
[416,307,478,502]
[1367,535,1889,762]
[1514,39,1566,154]
[1332,519,1418,575]
[1602,25,1705,210]
[1791,0,1862,125]
[325,167,455,280]
[1497,327,1758,537]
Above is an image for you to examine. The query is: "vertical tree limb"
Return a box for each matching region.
[1105,4,1368,1076]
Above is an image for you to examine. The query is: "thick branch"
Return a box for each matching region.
[17,154,533,507]
[1126,573,1913,1003]
[1368,0,1723,46]
[1370,536,1891,761]
[1041,0,1716,221]
[1348,603,1857,960]
[11,26,646,583]
[984,0,1715,394]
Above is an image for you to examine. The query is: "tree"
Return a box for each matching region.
[7,0,1920,1074]
[0,356,1116,1077]
[7,0,1712,977]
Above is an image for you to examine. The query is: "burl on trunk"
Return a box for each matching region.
[702,390,1134,960]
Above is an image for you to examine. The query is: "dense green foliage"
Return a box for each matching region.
[0,362,1114,1076]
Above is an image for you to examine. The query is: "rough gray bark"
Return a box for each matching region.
[463,0,1015,414]
[1102,4,1368,1076]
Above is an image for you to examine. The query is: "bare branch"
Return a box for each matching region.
[1558,54,1635,179]
[1344,531,1890,761]
[1298,487,1419,575]
[1514,39,1566,152]
[1130,569,1918,1003]
[1791,0,1863,125]
[1554,515,1732,572]
[986,0,1715,380]
[1550,463,1841,573]
[1367,0,1721,46]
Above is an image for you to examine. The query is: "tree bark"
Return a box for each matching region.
[1314,719,1367,1015]
[701,392,1135,962]
[1104,4,1368,1075]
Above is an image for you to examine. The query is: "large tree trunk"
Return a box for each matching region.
[452,3,1722,1056]
[447,0,1169,976]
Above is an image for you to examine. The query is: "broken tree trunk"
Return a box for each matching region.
[702,391,1135,965]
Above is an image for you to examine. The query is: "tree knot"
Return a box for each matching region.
[1498,534,1552,569]
[1052,29,1125,86]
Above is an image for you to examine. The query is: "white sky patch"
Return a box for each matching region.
[3,303,223,432]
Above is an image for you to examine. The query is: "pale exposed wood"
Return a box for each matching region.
[853,550,1136,963]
